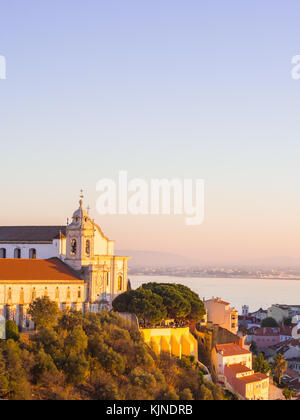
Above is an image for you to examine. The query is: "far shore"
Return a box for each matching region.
[129,273,300,281]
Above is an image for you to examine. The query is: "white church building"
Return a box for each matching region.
[0,196,130,330]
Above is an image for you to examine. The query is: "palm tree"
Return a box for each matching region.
[273,353,287,385]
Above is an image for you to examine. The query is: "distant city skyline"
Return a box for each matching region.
[1,1,300,264]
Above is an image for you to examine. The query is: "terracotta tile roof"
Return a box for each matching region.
[217,300,230,306]
[0,258,83,282]
[207,298,230,305]
[269,338,299,351]
[226,364,253,374]
[215,343,251,356]
[277,304,300,310]
[237,372,269,384]
[253,327,292,337]
[211,298,230,306]
[0,226,66,243]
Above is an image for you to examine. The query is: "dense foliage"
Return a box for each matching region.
[113,283,206,324]
[253,354,271,375]
[0,297,224,400]
[261,317,278,328]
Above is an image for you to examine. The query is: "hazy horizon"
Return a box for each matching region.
[117,249,300,268]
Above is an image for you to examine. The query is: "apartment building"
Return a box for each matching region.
[212,343,269,400]
[204,298,238,334]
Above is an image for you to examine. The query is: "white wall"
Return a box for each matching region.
[0,243,59,259]
[93,228,115,256]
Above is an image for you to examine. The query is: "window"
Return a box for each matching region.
[105,272,109,287]
[7,288,12,301]
[118,275,123,291]
[67,287,71,300]
[29,248,37,259]
[14,248,21,259]
[0,248,6,258]
[78,288,81,299]
[86,240,91,256]
[71,239,77,255]
[55,287,60,300]
[20,288,24,303]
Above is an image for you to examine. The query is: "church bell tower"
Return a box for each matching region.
[64,193,95,271]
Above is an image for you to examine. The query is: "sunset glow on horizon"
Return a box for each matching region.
[1,1,300,264]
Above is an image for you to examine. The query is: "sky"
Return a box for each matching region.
[0,1,300,264]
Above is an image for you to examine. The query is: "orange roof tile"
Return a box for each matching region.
[253,327,292,337]
[215,343,251,356]
[226,364,253,374]
[207,298,230,305]
[0,258,83,283]
[237,373,269,384]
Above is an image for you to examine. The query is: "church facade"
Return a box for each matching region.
[0,197,130,330]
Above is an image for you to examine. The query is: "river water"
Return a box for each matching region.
[130,275,300,313]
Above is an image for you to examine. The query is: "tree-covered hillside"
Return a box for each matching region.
[0,297,224,400]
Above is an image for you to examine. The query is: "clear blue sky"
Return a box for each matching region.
[1,1,300,262]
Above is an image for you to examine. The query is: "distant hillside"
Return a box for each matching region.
[115,250,197,268]
[115,251,300,270]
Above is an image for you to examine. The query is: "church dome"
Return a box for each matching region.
[69,197,90,227]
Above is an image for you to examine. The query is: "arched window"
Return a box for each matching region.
[71,239,77,256]
[118,275,123,291]
[55,287,60,300]
[67,287,71,300]
[78,288,81,299]
[14,248,21,259]
[29,248,37,259]
[0,248,6,258]
[44,287,48,297]
[86,240,91,256]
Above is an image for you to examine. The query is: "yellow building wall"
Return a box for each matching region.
[141,327,198,361]
[245,378,269,401]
